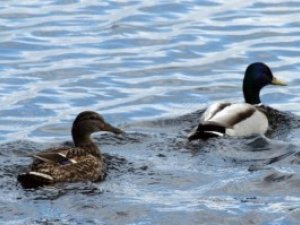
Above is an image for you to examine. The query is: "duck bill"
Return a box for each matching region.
[102,123,123,134]
[271,77,287,86]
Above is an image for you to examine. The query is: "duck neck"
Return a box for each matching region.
[243,79,261,105]
[243,88,261,104]
[72,129,101,158]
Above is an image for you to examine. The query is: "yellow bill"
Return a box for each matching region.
[271,77,287,86]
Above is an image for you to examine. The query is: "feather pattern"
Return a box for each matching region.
[188,62,286,141]
[188,103,268,140]
[17,111,122,188]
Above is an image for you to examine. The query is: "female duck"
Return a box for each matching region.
[188,62,286,141]
[18,111,123,188]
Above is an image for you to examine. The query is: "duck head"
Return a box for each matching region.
[71,111,123,146]
[243,62,286,104]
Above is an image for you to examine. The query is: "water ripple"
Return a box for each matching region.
[1,0,300,224]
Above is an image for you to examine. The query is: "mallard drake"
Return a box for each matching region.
[17,111,123,188]
[188,62,286,141]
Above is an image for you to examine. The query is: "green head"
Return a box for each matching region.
[243,62,286,104]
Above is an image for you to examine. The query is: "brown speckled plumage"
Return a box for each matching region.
[32,154,103,183]
[18,111,123,188]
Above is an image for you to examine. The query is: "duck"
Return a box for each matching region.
[188,62,287,141]
[17,111,123,188]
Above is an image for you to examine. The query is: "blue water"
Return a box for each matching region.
[1,0,300,224]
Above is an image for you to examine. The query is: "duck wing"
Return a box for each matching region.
[201,102,232,121]
[211,103,268,137]
[188,103,267,140]
[209,103,256,129]
[32,146,87,165]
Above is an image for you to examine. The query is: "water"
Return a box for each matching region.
[1,0,300,224]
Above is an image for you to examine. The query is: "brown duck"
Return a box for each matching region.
[17,111,123,188]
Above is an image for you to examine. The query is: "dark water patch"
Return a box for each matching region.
[290,152,300,164]
[264,171,294,183]
[1,109,300,224]
[0,140,48,156]
[263,105,300,139]
[129,109,204,135]
[95,132,151,146]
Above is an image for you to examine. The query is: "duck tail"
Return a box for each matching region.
[17,172,53,189]
[188,122,226,141]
